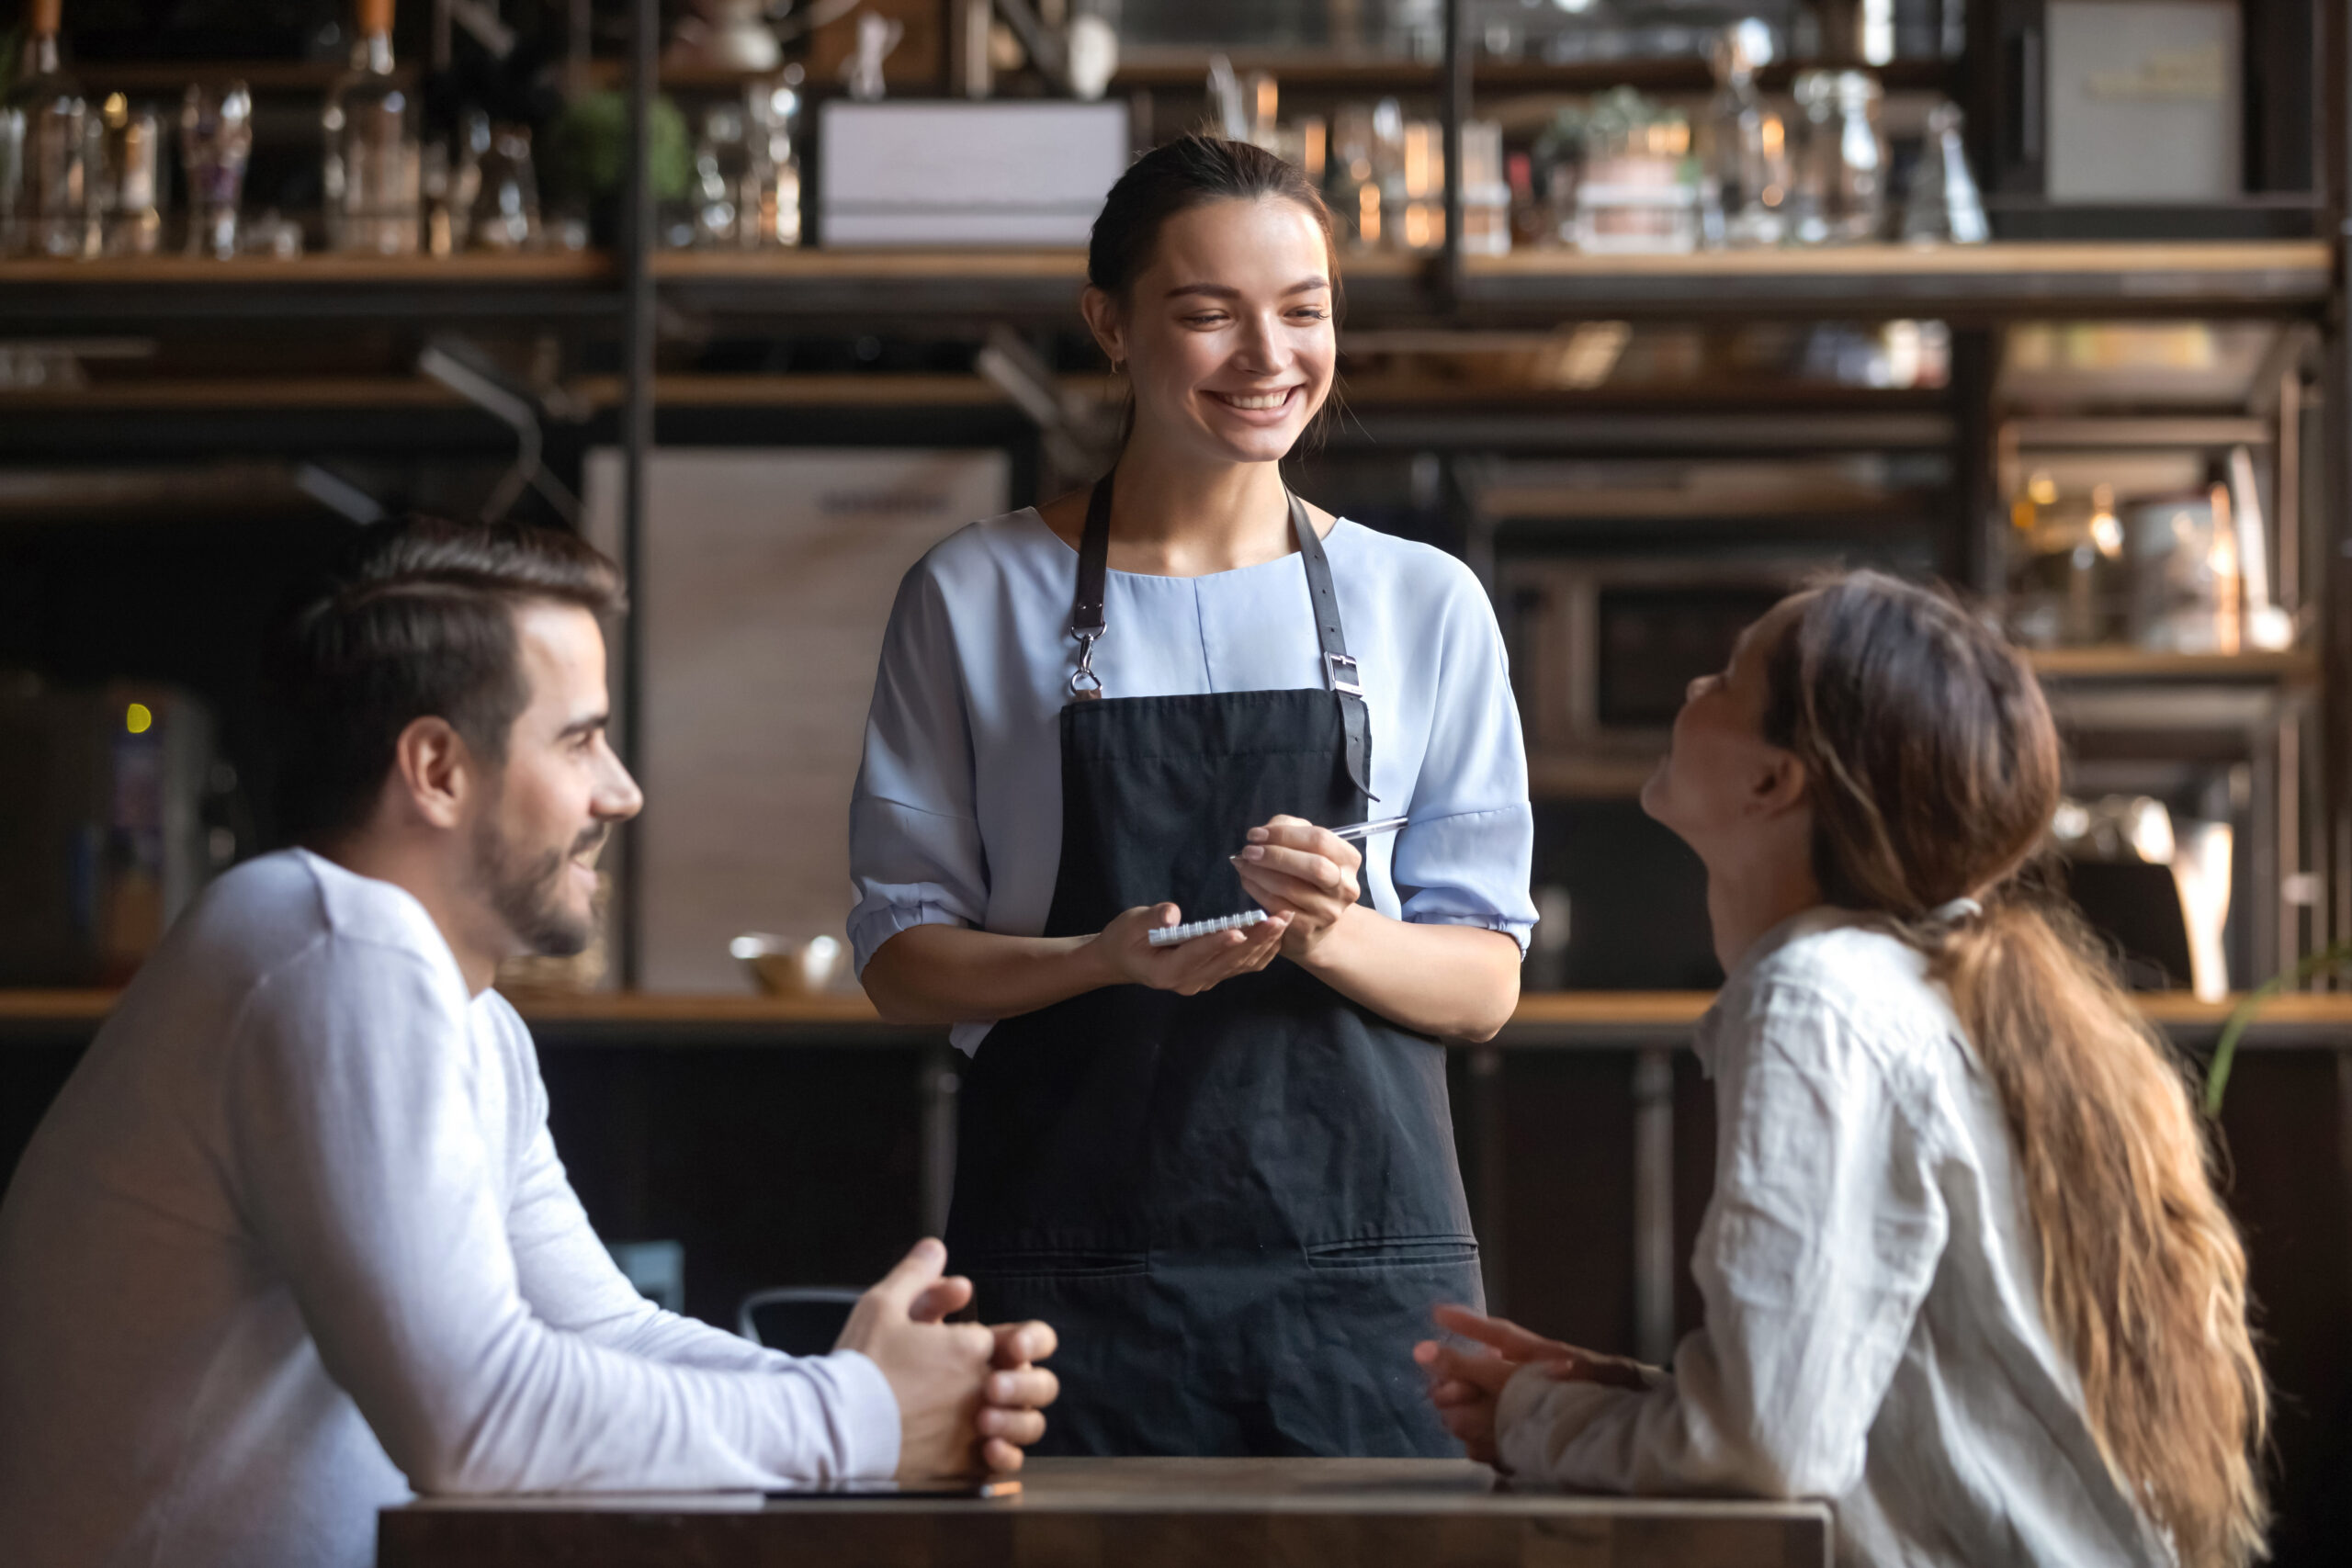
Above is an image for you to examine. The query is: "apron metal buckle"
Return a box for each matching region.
[1323,651,1363,698]
[1069,627,1105,700]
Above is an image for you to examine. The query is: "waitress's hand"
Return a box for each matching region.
[1088,903,1293,996]
[1232,815,1361,963]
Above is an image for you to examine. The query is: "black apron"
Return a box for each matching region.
[945,475,1483,1457]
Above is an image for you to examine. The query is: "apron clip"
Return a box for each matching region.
[1069,627,1105,700]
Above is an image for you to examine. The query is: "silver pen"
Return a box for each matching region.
[1332,815,1409,843]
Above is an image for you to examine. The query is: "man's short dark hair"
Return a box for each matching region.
[268,518,625,842]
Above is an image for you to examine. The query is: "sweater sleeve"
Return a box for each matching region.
[847,554,989,976]
[1494,982,1947,1498]
[222,940,899,1494]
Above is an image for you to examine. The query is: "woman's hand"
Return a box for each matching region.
[1231,815,1361,962]
[1086,902,1293,996]
[1414,1304,1651,1467]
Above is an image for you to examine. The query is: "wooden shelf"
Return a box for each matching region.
[0,243,2326,332]
[65,60,396,93]
[646,242,2333,326]
[12,987,2352,1049]
[2025,647,2320,682]
[0,253,618,329]
[1458,241,2335,321]
[1108,47,1958,96]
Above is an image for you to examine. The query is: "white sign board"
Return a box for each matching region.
[819,100,1130,245]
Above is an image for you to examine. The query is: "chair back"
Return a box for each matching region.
[738,1286,863,1356]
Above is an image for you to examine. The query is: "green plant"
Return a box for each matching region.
[2200,939,2352,1117]
[543,89,693,210]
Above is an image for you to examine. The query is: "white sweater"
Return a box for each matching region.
[0,850,898,1568]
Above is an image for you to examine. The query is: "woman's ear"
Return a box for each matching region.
[1747,748,1810,820]
[1079,286,1127,370]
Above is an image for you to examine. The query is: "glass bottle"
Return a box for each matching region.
[322,0,420,255]
[1702,18,1787,249]
[1900,100,1989,245]
[1791,70,1885,245]
[1,0,90,258]
[178,81,251,259]
[747,72,801,248]
[467,123,540,252]
[97,92,161,255]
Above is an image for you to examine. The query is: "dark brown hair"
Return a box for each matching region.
[1763,570,2267,1567]
[1088,131,1341,305]
[1088,133,1343,456]
[267,517,624,841]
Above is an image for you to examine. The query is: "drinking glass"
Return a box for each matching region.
[178,83,252,260]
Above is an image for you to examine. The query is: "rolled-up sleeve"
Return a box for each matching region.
[849,557,989,976]
[1495,982,1947,1498]
[1392,566,1537,952]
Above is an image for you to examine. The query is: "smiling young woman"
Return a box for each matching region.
[848,134,1539,1457]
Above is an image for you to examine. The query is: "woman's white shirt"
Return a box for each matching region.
[849,506,1539,1054]
[1496,908,2170,1567]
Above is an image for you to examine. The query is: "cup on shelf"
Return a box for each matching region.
[97,96,163,256]
[177,81,251,260]
[468,124,543,253]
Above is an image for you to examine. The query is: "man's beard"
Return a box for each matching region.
[473,815,604,958]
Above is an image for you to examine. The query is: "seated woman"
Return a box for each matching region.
[1419,571,2267,1568]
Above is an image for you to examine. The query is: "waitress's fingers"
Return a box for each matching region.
[1170,914,1289,992]
[1246,817,1363,871]
[1235,840,1358,894]
[1235,860,1357,919]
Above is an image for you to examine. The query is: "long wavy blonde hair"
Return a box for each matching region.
[1763,571,2268,1567]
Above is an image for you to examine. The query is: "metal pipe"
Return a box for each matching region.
[618,0,657,990]
[1631,1045,1677,1366]
[1439,0,1466,315]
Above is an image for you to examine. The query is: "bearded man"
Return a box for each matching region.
[0,519,1056,1568]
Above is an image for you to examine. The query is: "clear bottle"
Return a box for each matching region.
[322,0,420,255]
[467,123,540,253]
[1,0,90,258]
[1791,70,1885,245]
[1900,101,1989,245]
[1702,19,1788,249]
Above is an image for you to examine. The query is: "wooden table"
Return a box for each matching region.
[378,1457,1831,1567]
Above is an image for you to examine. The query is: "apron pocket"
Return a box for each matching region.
[1302,1235,1480,1271]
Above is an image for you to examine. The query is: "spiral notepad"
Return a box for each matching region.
[1147,910,1270,947]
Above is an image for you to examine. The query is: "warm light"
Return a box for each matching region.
[2027,470,2058,506]
[2088,483,2121,558]
[124,703,153,734]
[1358,183,1381,245]
[1760,116,1783,156]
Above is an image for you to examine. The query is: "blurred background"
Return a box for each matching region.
[2,0,2346,1555]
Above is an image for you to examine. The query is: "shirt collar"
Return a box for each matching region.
[1691,904,1871,1076]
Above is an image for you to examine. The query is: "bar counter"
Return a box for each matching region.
[378,1457,1831,1567]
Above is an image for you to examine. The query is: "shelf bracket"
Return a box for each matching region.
[418,335,582,527]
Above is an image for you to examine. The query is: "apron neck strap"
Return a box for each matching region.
[1067,475,1375,801]
[1291,496,1377,804]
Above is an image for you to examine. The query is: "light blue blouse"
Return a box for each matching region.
[849,506,1539,1054]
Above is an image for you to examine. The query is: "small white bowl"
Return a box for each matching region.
[730,932,847,997]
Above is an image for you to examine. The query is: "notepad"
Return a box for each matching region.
[1147,909,1271,947]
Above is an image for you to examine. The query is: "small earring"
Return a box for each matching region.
[1110,358,1125,375]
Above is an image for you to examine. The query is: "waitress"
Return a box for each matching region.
[849,133,1536,1458]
